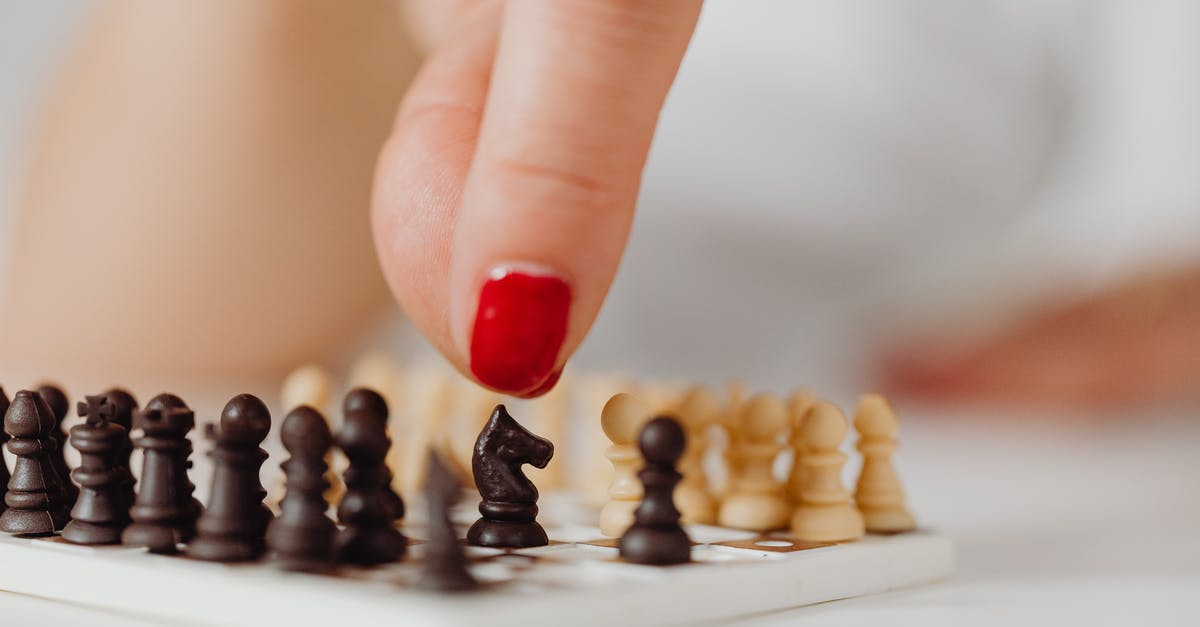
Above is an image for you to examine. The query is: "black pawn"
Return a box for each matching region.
[342,388,405,521]
[466,405,553,548]
[418,450,477,592]
[101,388,138,513]
[0,390,71,536]
[122,394,199,553]
[36,383,79,508]
[62,396,133,545]
[619,416,692,565]
[0,387,10,516]
[335,409,405,565]
[187,394,273,562]
[267,406,336,572]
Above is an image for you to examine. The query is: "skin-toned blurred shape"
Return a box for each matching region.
[0,1,416,385]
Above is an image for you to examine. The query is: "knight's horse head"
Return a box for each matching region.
[472,404,554,503]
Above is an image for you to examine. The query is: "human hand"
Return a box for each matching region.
[881,269,1200,409]
[371,0,702,397]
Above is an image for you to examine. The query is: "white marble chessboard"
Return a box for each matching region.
[0,493,953,627]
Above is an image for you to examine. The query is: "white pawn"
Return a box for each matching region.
[785,390,817,503]
[853,394,916,533]
[599,393,650,537]
[280,364,333,414]
[790,402,864,542]
[674,386,721,524]
[717,393,790,532]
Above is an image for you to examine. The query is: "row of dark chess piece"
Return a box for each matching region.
[0,383,694,589]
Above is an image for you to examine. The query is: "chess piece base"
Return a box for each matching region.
[467,518,548,548]
[717,492,790,532]
[599,500,639,537]
[619,525,691,565]
[0,507,69,537]
[61,519,125,545]
[121,523,182,554]
[862,507,916,534]
[186,535,265,562]
[791,504,865,542]
[336,526,406,565]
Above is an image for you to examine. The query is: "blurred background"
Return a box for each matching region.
[0,1,1197,623]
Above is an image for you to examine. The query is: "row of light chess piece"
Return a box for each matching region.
[598,389,916,543]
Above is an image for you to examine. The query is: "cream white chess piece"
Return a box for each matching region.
[578,374,633,507]
[853,394,916,533]
[280,364,333,414]
[599,393,651,537]
[785,390,817,503]
[717,393,791,531]
[395,363,455,496]
[790,401,865,542]
[674,386,721,524]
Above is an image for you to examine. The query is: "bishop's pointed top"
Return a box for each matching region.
[4,390,58,439]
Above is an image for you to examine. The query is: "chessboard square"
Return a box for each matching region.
[685,524,758,544]
[528,544,619,563]
[713,537,837,555]
[543,523,605,543]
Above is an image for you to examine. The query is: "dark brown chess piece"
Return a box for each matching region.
[62,395,134,545]
[0,386,10,516]
[266,406,336,572]
[467,405,553,548]
[417,450,478,592]
[187,394,273,562]
[342,388,405,521]
[619,416,692,565]
[101,388,138,513]
[35,383,79,508]
[0,390,71,536]
[122,394,199,553]
[335,408,405,565]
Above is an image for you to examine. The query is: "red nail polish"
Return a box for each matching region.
[470,270,570,394]
[516,367,564,399]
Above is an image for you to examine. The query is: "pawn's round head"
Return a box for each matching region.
[638,416,686,465]
[601,393,649,445]
[102,389,139,430]
[4,390,56,438]
[336,410,388,463]
[676,386,720,431]
[787,391,816,430]
[281,406,332,457]
[342,388,388,421]
[145,393,188,412]
[740,393,787,441]
[801,401,848,450]
[853,394,897,438]
[219,394,271,443]
[35,384,69,422]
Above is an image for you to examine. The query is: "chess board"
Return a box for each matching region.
[0,493,953,626]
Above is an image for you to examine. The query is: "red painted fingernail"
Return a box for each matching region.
[516,367,564,399]
[470,269,570,394]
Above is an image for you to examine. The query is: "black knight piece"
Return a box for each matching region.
[61,395,134,545]
[619,416,692,565]
[418,450,478,592]
[35,383,79,508]
[187,394,273,562]
[266,406,336,572]
[0,390,71,536]
[122,394,200,553]
[335,408,406,565]
[466,405,553,548]
[342,388,405,521]
[0,386,10,516]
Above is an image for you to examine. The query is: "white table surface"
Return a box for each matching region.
[3,407,1197,626]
